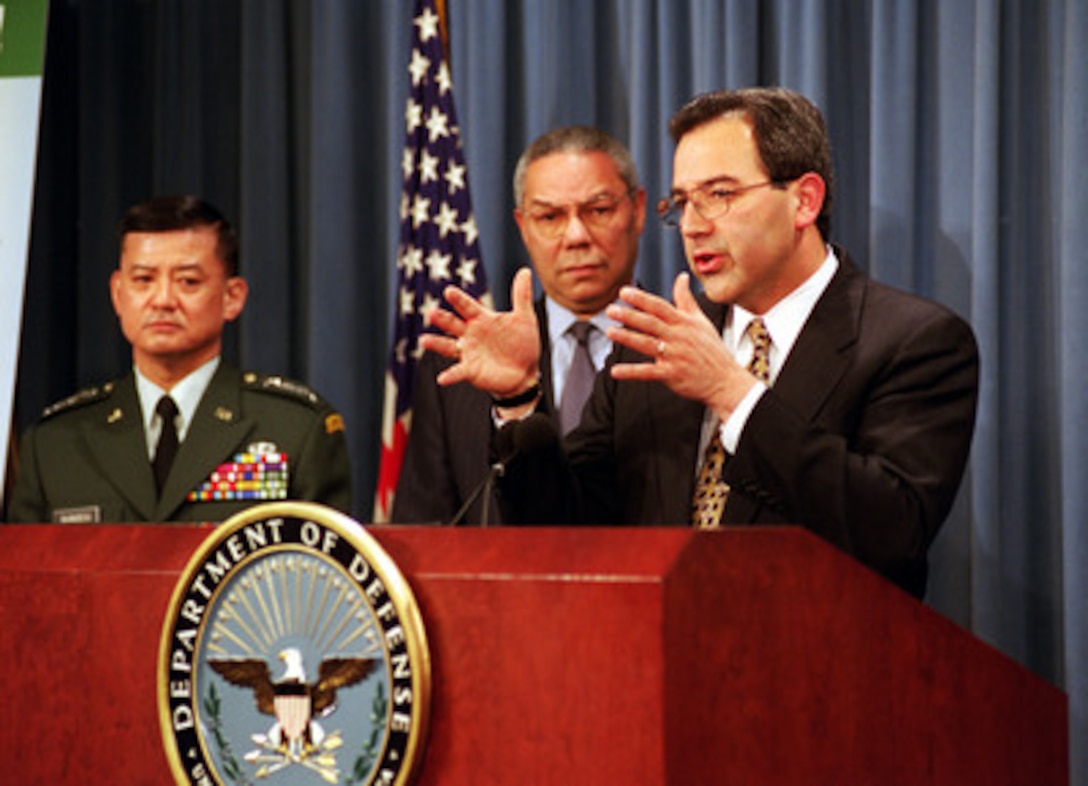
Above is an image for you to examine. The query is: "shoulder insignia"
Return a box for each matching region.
[41,382,115,420]
[243,371,322,407]
[325,413,345,434]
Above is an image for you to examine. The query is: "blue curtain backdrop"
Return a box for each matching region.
[14,1,1085,780]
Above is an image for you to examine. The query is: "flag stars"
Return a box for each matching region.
[462,215,479,246]
[457,257,479,286]
[445,161,466,194]
[414,6,440,43]
[398,287,416,317]
[425,105,450,143]
[399,246,424,278]
[426,249,452,280]
[408,49,431,87]
[410,194,432,229]
[405,100,423,134]
[419,291,442,325]
[379,0,490,524]
[435,202,461,238]
[436,62,453,95]
[419,149,439,183]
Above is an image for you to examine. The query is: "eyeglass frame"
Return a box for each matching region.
[656,178,789,227]
[520,189,637,239]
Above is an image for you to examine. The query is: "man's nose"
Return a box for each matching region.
[151,277,177,306]
[679,200,714,235]
[562,209,593,242]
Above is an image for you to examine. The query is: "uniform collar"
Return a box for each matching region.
[135,356,220,444]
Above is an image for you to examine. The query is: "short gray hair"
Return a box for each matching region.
[513,126,640,206]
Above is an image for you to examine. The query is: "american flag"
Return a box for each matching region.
[373,0,489,522]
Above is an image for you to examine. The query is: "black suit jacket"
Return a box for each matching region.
[392,299,557,525]
[498,251,980,597]
[8,363,352,523]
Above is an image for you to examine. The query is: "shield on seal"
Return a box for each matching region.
[274,683,312,743]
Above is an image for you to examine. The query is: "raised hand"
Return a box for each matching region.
[421,267,542,398]
[606,272,759,419]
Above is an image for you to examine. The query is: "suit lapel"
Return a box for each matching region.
[80,376,157,519]
[724,256,863,524]
[771,256,861,423]
[154,364,255,520]
[535,299,558,414]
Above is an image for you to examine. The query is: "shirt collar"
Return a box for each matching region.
[545,296,619,345]
[727,246,839,359]
[135,356,220,441]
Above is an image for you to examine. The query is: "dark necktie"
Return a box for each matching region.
[153,395,179,495]
[691,318,773,529]
[558,321,596,435]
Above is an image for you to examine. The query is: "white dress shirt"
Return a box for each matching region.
[545,297,618,402]
[705,247,840,458]
[135,357,220,459]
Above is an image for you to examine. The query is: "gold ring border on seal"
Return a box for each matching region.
[156,500,432,786]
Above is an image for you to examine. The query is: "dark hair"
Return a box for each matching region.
[513,125,641,206]
[119,195,240,275]
[669,87,833,240]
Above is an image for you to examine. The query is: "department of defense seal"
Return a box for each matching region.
[158,502,430,786]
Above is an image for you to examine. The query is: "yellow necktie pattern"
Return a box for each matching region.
[691,318,772,529]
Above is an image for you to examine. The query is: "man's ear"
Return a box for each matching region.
[223,276,248,322]
[793,172,826,231]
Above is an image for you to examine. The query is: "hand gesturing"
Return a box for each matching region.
[606,272,759,418]
[420,267,542,397]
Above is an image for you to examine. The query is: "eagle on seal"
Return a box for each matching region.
[209,647,375,758]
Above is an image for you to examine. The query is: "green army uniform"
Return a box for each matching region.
[7,363,352,523]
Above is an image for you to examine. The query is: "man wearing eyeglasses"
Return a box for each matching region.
[421,88,978,599]
[392,126,646,525]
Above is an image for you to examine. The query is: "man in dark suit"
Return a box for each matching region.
[392,127,646,524]
[8,195,351,523]
[420,88,979,598]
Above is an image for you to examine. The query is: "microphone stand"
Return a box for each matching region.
[446,461,504,527]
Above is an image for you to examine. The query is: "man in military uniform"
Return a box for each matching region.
[8,195,351,523]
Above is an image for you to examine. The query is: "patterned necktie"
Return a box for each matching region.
[558,321,596,435]
[691,317,772,529]
[153,395,180,495]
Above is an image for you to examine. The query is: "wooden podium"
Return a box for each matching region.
[0,523,1068,785]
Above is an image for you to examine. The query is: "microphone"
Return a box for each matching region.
[445,459,505,528]
[445,413,557,526]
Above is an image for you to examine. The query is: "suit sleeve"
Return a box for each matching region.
[725,303,979,594]
[392,352,465,524]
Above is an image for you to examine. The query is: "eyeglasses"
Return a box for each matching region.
[523,192,632,239]
[656,179,785,227]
